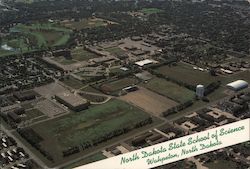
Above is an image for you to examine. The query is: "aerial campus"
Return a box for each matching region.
[0,0,250,169]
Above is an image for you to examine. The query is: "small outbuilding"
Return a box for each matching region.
[226,80,248,91]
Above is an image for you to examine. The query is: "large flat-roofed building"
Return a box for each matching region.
[135,59,158,67]
[13,90,38,101]
[55,91,89,111]
[226,80,248,91]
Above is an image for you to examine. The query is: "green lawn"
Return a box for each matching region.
[11,23,72,48]
[100,78,139,93]
[155,63,219,86]
[24,109,45,121]
[142,77,195,103]
[105,47,125,56]
[71,48,99,61]
[29,99,151,162]
[140,8,164,14]
[61,76,84,89]
[62,18,116,30]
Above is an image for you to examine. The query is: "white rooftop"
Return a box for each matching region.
[135,59,158,67]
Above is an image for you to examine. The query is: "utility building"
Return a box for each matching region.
[226,80,248,91]
[55,91,89,111]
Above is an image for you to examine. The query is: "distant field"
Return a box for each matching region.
[51,48,99,65]
[105,47,125,56]
[140,8,164,14]
[52,56,77,65]
[11,23,72,48]
[142,77,195,103]
[155,63,219,86]
[71,48,99,61]
[29,99,151,162]
[60,76,84,89]
[100,77,139,93]
[62,18,117,30]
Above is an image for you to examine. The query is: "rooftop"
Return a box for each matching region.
[55,91,88,107]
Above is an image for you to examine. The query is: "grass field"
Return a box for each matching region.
[24,109,45,121]
[63,152,106,169]
[100,78,139,93]
[52,56,77,65]
[61,76,84,89]
[140,8,164,14]
[220,70,250,85]
[51,47,99,65]
[81,86,103,94]
[142,77,195,103]
[62,18,117,30]
[105,47,125,56]
[29,99,151,162]
[10,23,72,48]
[155,63,219,86]
[71,48,99,61]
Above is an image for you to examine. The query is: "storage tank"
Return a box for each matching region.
[196,85,205,98]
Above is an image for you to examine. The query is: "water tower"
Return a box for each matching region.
[196,85,205,98]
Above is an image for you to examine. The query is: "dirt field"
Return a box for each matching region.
[120,87,178,116]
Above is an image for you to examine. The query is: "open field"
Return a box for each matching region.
[23,109,45,121]
[105,47,126,56]
[71,47,99,61]
[60,76,85,89]
[52,56,77,65]
[155,63,219,86]
[51,48,99,65]
[139,8,164,14]
[120,87,178,116]
[10,23,72,48]
[62,17,117,30]
[100,77,139,93]
[27,99,152,163]
[0,37,30,57]
[142,77,195,103]
[220,70,250,85]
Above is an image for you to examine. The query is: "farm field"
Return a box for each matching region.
[28,99,153,163]
[120,87,178,116]
[142,77,195,103]
[100,77,139,94]
[155,62,219,86]
[61,17,117,30]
